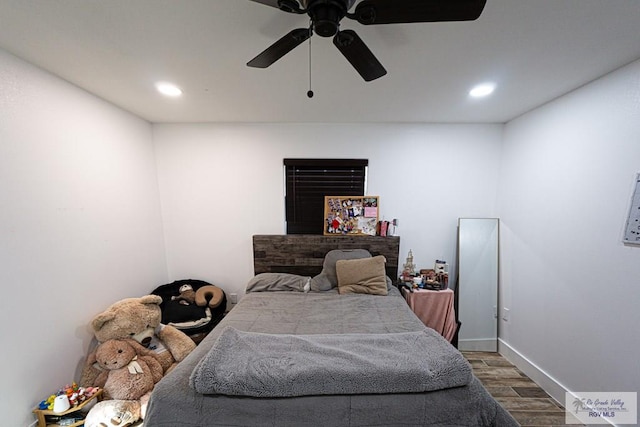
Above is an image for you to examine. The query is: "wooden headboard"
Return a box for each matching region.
[253,235,401,279]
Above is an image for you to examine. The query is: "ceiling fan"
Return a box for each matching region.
[247,0,487,82]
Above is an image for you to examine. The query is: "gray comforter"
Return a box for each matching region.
[145,289,520,427]
[191,327,472,397]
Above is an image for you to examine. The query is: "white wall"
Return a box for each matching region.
[498,59,640,404]
[0,49,168,426]
[9,38,638,426]
[153,123,503,298]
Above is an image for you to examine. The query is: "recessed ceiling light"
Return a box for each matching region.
[156,82,183,97]
[469,83,496,98]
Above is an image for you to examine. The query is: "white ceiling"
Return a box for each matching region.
[1,0,639,124]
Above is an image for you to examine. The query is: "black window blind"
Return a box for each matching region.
[284,159,368,234]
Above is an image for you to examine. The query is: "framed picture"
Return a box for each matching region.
[323,196,379,236]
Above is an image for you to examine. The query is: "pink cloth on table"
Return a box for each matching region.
[403,288,456,342]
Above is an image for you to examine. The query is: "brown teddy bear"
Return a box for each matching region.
[91,338,164,401]
[80,295,196,389]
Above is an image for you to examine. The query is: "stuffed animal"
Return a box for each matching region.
[84,400,141,427]
[91,338,163,401]
[80,295,196,388]
[171,284,197,305]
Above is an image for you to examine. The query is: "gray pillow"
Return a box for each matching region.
[246,273,310,293]
[310,249,372,291]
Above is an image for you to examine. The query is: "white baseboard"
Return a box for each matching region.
[497,339,617,427]
[497,339,567,404]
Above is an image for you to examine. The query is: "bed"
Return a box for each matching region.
[144,235,519,426]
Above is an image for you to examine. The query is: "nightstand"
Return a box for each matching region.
[401,288,457,342]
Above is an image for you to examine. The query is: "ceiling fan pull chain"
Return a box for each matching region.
[307,24,314,98]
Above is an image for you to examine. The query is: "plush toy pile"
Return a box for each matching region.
[80,295,196,425]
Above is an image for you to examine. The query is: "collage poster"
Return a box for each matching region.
[324,196,379,236]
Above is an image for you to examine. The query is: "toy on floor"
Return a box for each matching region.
[84,400,141,427]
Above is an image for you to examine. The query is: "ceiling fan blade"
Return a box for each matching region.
[248,0,284,9]
[248,0,305,13]
[351,0,487,25]
[247,28,311,68]
[333,30,387,82]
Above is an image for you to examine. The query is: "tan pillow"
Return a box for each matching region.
[310,249,372,291]
[336,255,388,295]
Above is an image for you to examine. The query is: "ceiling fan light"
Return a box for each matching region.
[308,0,347,37]
[469,83,496,98]
[156,82,183,97]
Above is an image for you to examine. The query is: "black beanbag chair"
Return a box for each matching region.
[151,279,226,339]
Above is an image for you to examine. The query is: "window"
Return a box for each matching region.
[284,159,368,234]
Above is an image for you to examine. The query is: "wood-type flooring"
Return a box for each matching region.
[463,351,586,427]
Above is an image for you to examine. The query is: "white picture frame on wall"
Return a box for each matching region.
[623,173,640,245]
